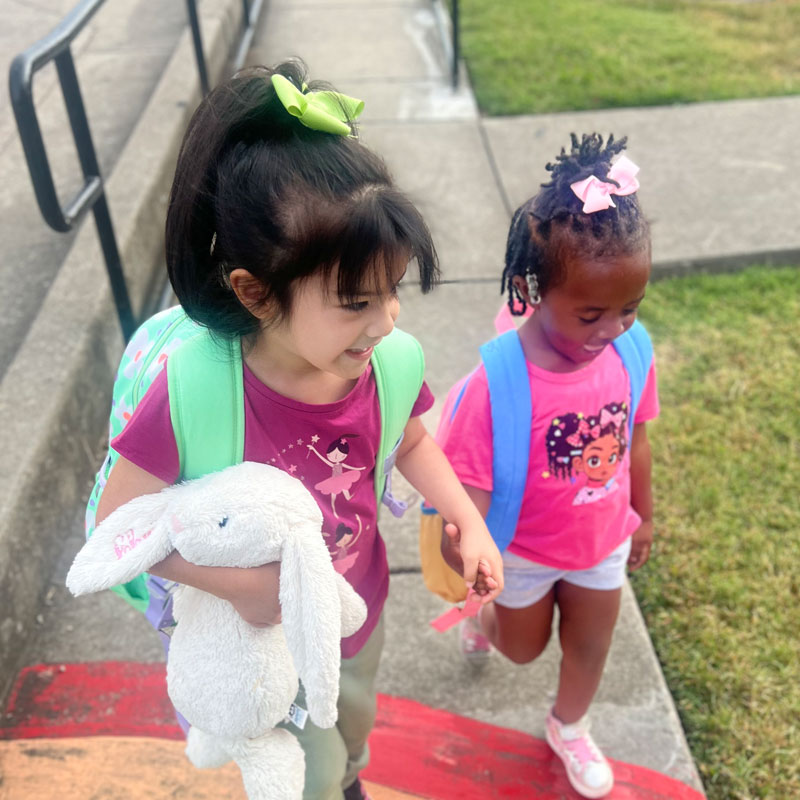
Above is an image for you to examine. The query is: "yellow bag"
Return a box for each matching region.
[418,504,468,603]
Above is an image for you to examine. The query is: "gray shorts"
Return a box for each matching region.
[496,537,632,609]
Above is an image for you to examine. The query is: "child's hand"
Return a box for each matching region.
[442,522,503,603]
[220,562,282,627]
[628,520,654,571]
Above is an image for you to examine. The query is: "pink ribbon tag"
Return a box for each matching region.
[429,589,482,633]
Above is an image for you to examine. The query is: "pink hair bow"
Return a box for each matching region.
[600,408,625,429]
[570,155,640,214]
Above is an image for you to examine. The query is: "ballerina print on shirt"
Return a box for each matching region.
[545,402,628,506]
[327,515,364,575]
[307,434,366,517]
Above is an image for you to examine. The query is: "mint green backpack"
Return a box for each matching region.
[85,305,425,628]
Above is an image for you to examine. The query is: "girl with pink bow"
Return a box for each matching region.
[437,133,659,798]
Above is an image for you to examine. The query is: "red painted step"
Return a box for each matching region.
[2,663,704,800]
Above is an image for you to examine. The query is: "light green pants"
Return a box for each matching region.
[278,616,385,800]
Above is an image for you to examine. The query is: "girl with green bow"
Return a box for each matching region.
[95,60,504,800]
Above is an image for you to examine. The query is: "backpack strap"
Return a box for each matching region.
[446,320,652,555]
[610,319,653,441]
[479,330,531,552]
[167,331,245,480]
[167,324,421,505]
[371,328,425,517]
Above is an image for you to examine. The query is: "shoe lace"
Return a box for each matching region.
[561,731,603,770]
[562,732,602,769]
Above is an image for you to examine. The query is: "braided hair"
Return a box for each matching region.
[501,133,650,314]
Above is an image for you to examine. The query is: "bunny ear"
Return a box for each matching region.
[333,572,367,639]
[66,490,174,596]
[279,528,344,729]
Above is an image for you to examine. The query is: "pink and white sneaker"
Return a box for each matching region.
[545,710,614,798]
[458,614,493,668]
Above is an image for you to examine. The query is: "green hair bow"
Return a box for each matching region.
[271,74,364,136]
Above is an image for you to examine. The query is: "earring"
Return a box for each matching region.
[525,271,541,305]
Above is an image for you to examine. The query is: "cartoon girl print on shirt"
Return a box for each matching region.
[327,514,364,575]
[307,434,366,517]
[545,402,628,506]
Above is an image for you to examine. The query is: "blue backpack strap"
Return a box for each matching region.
[449,372,474,423]
[479,330,531,552]
[611,319,653,441]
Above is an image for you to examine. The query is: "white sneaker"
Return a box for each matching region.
[545,709,614,798]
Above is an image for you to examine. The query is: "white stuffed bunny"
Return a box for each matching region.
[66,461,368,799]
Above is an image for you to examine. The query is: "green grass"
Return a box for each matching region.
[454,0,800,114]
[632,266,800,799]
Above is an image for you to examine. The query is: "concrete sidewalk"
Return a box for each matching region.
[248,2,795,793]
[3,0,799,796]
[0,0,246,696]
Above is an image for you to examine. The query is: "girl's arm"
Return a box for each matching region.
[395,417,504,601]
[305,444,330,465]
[440,484,493,590]
[96,456,282,626]
[628,421,654,570]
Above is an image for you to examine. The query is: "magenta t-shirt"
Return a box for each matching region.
[438,344,659,570]
[113,360,434,657]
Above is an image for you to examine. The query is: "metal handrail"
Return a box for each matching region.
[8,0,135,338]
[186,0,210,97]
[451,0,460,89]
[187,0,265,98]
[431,0,460,89]
[233,0,264,73]
[9,0,264,341]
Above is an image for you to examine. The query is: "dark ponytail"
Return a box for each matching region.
[166,60,438,337]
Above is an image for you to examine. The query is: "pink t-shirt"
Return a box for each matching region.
[438,343,659,570]
[113,361,434,657]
